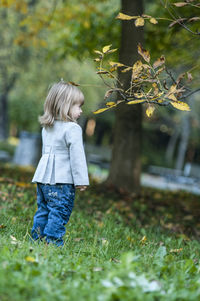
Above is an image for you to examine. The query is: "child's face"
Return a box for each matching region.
[69,103,83,121]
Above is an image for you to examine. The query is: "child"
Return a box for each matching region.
[31,80,89,246]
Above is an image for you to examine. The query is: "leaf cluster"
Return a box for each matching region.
[93,44,191,117]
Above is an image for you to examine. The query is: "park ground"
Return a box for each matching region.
[1,164,200,300]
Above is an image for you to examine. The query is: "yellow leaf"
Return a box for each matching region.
[138,43,150,63]
[107,48,118,54]
[20,2,28,14]
[39,40,47,47]
[168,84,177,94]
[96,71,109,74]
[25,256,36,263]
[132,60,143,73]
[152,83,159,95]
[16,182,31,188]
[109,61,125,67]
[155,67,165,76]
[168,94,177,101]
[0,0,15,8]
[142,64,151,69]
[140,236,147,244]
[135,17,145,27]
[109,66,117,72]
[128,99,146,105]
[170,101,191,111]
[94,58,101,62]
[133,93,145,98]
[149,17,158,24]
[102,45,112,53]
[173,2,188,7]
[170,248,183,253]
[98,222,104,228]
[94,50,103,55]
[116,12,138,20]
[122,67,132,73]
[127,236,135,243]
[93,106,115,114]
[153,55,165,69]
[146,105,155,117]
[106,102,116,106]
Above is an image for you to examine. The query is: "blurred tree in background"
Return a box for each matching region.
[143,0,200,170]
[0,0,120,138]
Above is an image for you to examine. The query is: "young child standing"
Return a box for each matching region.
[31,80,89,246]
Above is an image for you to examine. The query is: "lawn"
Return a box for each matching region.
[1,164,200,300]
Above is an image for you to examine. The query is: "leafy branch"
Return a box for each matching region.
[115,1,200,35]
[93,44,191,117]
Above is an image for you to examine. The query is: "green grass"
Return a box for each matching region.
[1,164,200,300]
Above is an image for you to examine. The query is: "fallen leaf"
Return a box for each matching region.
[101,238,109,246]
[10,235,18,245]
[93,267,103,272]
[170,248,183,253]
[74,237,84,242]
[140,235,147,244]
[25,256,36,263]
[110,257,121,263]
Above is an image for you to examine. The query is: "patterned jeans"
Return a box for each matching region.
[31,183,75,246]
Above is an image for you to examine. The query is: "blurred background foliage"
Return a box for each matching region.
[0,0,200,169]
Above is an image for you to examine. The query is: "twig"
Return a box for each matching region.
[160,0,200,36]
[184,88,200,99]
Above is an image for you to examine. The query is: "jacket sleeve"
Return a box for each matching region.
[66,124,89,186]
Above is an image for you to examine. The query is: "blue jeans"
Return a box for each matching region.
[31,183,75,246]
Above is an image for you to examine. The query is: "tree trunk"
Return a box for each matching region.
[175,115,190,170]
[0,93,9,140]
[106,0,143,194]
[0,72,18,140]
[165,126,180,165]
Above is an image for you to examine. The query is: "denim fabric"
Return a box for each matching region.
[31,183,75,246]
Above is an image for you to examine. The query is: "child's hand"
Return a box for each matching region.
[76,185,87,191]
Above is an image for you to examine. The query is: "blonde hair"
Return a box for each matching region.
[39,80,84,127]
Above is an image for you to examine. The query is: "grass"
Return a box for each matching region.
[1,164,200,300]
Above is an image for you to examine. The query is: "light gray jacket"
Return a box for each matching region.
[32,121,89,186]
